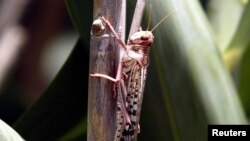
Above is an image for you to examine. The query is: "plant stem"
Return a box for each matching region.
[88,0,126,140]
[128,0,145,39]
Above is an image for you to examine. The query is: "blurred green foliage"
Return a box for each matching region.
[2,0,250,141]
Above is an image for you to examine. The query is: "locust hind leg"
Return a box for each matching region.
[90,73,118,83]
[90,62,132,124]
[90,61,123,94]
[114,81,131,141]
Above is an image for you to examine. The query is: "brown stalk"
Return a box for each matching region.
[88,0,145,140]
[88,0,125,140]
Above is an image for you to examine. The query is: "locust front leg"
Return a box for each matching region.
[100,17,128,51]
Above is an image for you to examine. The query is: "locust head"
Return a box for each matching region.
[128,9,175,52]
[129,30,154,47]
[128,30,154,67]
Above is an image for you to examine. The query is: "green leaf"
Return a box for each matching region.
[239,43,250,118]
[59,118,87,141]
[228,1,250,50]
[207,0,245,51]
[221,1,250,118]
[65,0,93,41]
[139,0,247,141]
[0,120,24,141]
[223,1,250,70]
[13,39,88,141]
[13,0,93,140]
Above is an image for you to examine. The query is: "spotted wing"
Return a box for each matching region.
[119,55,147,141]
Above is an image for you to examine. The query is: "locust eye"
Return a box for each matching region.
[140,35,149,40]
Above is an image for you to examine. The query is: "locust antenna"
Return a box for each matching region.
[146,4,152,31]
[150,9,175,32]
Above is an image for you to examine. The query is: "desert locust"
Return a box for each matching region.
[91,7,174,141]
